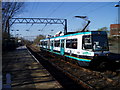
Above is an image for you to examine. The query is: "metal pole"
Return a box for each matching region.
[118,1,120,54]
[115,1,120,54]
[64,19,67,35]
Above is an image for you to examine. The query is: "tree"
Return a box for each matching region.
[2,2,24,38]
[34,35,45,44]
[97,27,109,33]
[2,2,24,51]
[21,38,33,45]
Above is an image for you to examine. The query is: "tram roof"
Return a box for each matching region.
[40,31,107,41]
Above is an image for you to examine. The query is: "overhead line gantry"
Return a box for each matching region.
[9,18,67,35]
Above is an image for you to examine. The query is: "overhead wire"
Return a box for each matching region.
[27,23,34,31]
[27,2,40,29]
[62,2,95,18]
[47,2,64,17]
[65,2,115,32]
[51,2,96,33]
[26,2,42,38]
[36,2,114,35]
[24,2,37,35]
[28,3,35,17]
[41,24,47,32]
[40,2,64,35]
[82,2,115,15]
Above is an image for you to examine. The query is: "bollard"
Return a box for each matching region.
[3,73,12,89]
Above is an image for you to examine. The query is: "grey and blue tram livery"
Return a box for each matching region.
[40,31,110,67]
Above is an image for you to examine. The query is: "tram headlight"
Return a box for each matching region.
[95,54,98,56]
[106,53,109,56]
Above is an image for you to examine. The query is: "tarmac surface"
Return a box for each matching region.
[2,46,63,90]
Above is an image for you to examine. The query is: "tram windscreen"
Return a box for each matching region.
[82,35,109,51]
[92,35,109,51]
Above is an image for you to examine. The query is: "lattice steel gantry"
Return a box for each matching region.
[9,18,67,35]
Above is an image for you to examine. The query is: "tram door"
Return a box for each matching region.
[51,40,54,52]
[60,39,65,55]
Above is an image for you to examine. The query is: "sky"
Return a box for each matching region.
[10,1,119,40]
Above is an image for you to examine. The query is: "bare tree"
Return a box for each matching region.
[34,35,46,44]
[2,2,24,38]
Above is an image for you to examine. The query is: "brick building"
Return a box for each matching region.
[110,24,120,37]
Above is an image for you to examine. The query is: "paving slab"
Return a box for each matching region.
[2,46,63,90]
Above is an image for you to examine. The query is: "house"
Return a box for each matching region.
[110,24,120,37]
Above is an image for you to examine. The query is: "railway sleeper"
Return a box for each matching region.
[29,46,120,89]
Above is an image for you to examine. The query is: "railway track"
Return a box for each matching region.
[27,46,85,89]
[27,45,120,89]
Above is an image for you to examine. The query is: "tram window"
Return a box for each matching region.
[72,39,77,49]
[42,41,44,45]
[51,41,53,46]
[44,41,47,46]
[41,42,42,45]
[43,41,45,46]
[41,41,43,46]
[66,39,77,49]
[66,39,71,48]
[47,41,50,47]
[45,41,47,46]
[55,40,60,47]
[57,40,60,47]
[92,35,109,51]
[46,41,47,46]
[40,41,42,45]
[82,35,92,51]
[44,41,45,45]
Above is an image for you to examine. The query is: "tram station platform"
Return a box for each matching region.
[2,46,63,90]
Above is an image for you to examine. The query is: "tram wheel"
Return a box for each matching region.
[98,62,108,70]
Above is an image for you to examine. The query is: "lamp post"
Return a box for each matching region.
[115,4,119,7]
[114,2,120,24]
[74,16,90,32]
[114,2,120,54]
